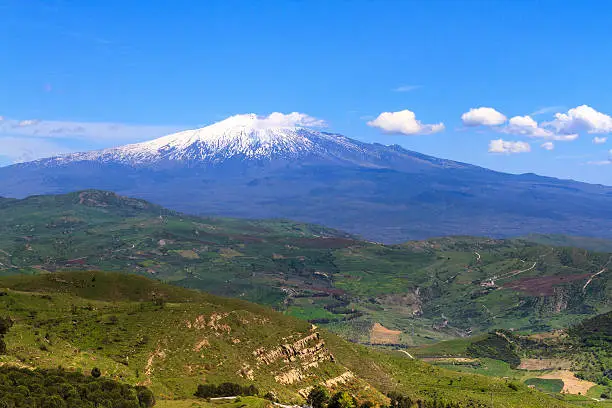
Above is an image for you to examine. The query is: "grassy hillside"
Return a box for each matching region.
[0,271,581,407]
[0,191,610,346]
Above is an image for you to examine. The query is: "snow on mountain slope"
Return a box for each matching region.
[40,114,373,167]
[26,113,469,170]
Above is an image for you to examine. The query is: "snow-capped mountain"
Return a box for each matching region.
[30,114,466,171]
[2,114,612,243]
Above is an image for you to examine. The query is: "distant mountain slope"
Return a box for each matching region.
[0,191,609,343]
[522,234,612,253]
[0,271,576,407]
[2,114,612,242]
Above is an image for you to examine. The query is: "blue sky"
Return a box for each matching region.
[2,0,612,183]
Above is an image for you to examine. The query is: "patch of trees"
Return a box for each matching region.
[307,386,363,408]
[194,382,259,399]
[466,331,521,368]
[0,366,155,407]
[0,316,12,354]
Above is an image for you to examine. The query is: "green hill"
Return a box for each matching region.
[0,191,610,345]
[0,271,579,407]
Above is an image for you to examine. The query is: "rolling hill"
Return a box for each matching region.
[0,190,609,345]
[2,114,612,242]
[0,271,583,407]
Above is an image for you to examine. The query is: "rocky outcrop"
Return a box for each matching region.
[255,332,331,365]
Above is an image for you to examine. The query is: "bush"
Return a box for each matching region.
[307,385,330,408]
[194,382,258,399]
[328,391,357,408]
[0,366,154,407]
[90,367,101,378]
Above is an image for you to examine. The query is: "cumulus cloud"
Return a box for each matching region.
[461,107,507,126]
[593,136,607,144]
[393,85,421,92]
[503,115,578,141]
[488,139,531,154]
[367,109,445,135]
[541,142,554,150]
[253,112,326,128]
[544,105,612,134]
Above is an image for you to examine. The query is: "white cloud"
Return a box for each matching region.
[253,112,326,128]
[0,118,182,142]
[503,115,578,141]
[461,107,507,126]
[541,142,554,150]
[593,136,607,144]
[18,119,40,127]
[544,105,612,134]
[530,106,565,116]
[0,136,69,164]
[367,110,445,135]
[393,85,421,92]
[488,139,531,154]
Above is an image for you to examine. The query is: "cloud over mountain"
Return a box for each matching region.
[367,110,444,135]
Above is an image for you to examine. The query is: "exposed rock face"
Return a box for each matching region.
[255,332,332,366]
[324,371,355,387]
[254,332,335,385]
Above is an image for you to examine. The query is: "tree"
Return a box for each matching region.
[328,391,356,408]
[0,317,12,335]
[91,367,101,378]
[136,386,156,407]
[307,385,330,408]
[0,317,12,355]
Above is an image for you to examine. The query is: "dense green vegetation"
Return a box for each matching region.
[567,312,612,385]
[194,383,259,399]
[0,366,155,407]
[0,191,610,345]
[524,379,564,394]
[466,332,521,368]
[0,271,579,407]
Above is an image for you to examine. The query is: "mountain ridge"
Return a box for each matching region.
[2,116,612,242]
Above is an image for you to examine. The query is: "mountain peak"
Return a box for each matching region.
[21,114,469,173]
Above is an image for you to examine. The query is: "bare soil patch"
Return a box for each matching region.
[503,274,590,296]
[519,358,572,371]
[370,323,401,344]
[538,370,596,395]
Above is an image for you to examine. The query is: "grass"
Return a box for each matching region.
[0,271,582,407]
[524,378,564,394]
[156,397,274,408]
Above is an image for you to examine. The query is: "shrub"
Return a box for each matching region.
[91,367,101,378]
[194,382,258,399]
[307,385,330,408]
[328,391,357,408]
